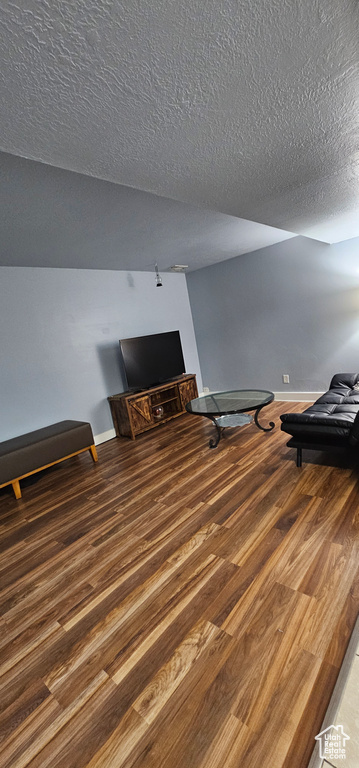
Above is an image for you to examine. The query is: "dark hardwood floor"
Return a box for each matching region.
[1,402,359,768]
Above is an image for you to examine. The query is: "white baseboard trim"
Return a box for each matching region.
[273,392,323,402]
[94,428,116,445]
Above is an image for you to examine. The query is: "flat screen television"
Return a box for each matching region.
[119,330,186,390]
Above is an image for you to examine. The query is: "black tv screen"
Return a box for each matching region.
[119,331,186,390]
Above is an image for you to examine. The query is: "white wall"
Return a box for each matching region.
[0,267,202,442]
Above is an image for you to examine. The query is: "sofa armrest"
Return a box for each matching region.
[329,373,359,390]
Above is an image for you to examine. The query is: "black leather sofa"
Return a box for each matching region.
[280,373,359,466]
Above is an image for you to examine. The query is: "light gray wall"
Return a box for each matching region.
[0,267,202,442]
[187,235,359,394]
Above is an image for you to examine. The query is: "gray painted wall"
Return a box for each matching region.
[187,236,359,394]
[0,267,202,442]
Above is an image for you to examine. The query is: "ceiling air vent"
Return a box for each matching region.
[170,265,188,272]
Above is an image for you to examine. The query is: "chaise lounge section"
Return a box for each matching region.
[0,420,98,499]
[280,373,359,466]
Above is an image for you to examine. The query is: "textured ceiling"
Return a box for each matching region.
[0,152,294,271]
[0,0,358,249]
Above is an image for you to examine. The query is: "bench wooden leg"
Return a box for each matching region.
[12,480,22,499]
[89,444,98,462]
[296,448,302,468]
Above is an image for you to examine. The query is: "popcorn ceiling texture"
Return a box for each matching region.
[0,0,358,239]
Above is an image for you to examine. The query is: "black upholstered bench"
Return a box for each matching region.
[0,420,98,499]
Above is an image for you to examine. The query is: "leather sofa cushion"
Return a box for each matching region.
[280,373,359,446]
[314,393,359,405]
[281,422,352,440]
[0,420,94,485]
[280,409,355,429]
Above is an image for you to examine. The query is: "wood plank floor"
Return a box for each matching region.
[1,402,359,768]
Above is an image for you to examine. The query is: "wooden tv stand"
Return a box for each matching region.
[108,374,198,440]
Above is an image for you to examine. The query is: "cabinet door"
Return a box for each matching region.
[128,396,152,433]
[178,377,198,409]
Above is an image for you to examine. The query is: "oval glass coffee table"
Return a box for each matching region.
[185,389,275,448]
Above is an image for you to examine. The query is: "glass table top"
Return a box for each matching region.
[186,389,274,416]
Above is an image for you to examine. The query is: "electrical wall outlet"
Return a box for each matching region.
[282,374,290,384]
[203,386,210,393]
